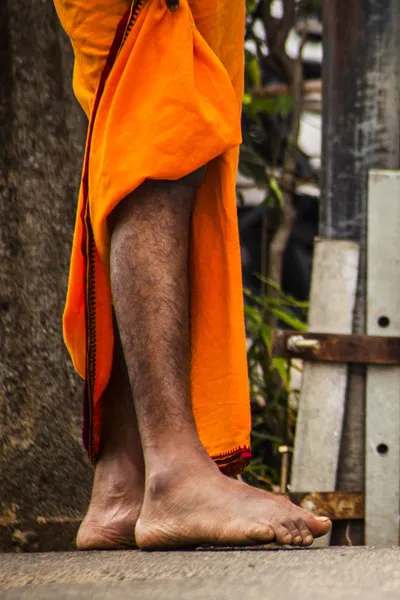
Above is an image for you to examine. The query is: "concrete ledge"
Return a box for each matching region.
[1,547,400,600]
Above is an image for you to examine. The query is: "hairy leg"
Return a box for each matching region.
[110,169,331,550]
[76,320,145,550]
[110,169,206,463]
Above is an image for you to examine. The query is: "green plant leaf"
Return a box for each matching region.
[239,144,268,184]
[254,276,309,308]
[275,93,293,117]
[260,323,271,353]
[269,176,284,209]
[246,0,257,13]
[247,57,261,88]
[243,92,252,106]
[269,307,308,331]
[273,358,290,391]
[244,303,262,325]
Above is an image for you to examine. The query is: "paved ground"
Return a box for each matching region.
[1,547,400,599]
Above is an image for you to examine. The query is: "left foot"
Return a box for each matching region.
[77,317,145,550]
[77,454,144,550]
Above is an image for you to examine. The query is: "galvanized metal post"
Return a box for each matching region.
[321,0,400,545]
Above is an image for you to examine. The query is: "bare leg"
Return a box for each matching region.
[110,170,331,549]
[76,321,145,550]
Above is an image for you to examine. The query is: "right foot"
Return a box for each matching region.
[136,459,331,549]
[76,455,144,550]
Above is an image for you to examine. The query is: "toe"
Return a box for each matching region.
[307,515,332,538]
[293,518,313,547]
[273,522,293,545]
[299,528,314,547]
[294,519,314,547]
[275,494,332,539]
[314,516,332,536]
[281,520,302,546]
[290,530,303,546]
[248,523,275,544]
[294,505,332,538]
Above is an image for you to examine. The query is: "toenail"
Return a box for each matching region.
[304,535,313,545]
[284,534,292,543]
[294,536,302,544]
[266,527,274,540]
[316,516,330,522]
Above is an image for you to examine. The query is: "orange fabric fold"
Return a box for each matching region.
[55,0,251,468]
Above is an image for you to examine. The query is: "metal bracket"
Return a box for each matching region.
[288,492,364,521]
[271,330,400,365]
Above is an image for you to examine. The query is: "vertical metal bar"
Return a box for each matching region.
[321,0,400,545]
[366,170,400,546]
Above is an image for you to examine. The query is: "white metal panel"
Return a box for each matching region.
[366,169,400,546]
[291,239,359,546]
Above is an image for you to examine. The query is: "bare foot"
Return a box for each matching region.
[76,455,144,550]
[77,314,146,551]
[135,459,331,549]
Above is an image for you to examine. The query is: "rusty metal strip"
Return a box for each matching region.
[287,492,364,520]
[271,330,400,365]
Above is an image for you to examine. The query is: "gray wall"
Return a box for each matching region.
[0,0,92,551]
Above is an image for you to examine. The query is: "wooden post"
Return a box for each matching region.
[321,0,400,545]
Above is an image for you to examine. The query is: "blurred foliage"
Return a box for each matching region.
[240,0,322,193]
[239,0,322,489]
[243,281,307,490]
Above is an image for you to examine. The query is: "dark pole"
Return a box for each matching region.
[321,0,400,544]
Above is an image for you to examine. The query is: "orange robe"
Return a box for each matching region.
[55,0,251,473]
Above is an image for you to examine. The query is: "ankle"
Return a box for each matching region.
[94,450,145,485]
[144,448,218,499]
[144,434,208,466]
